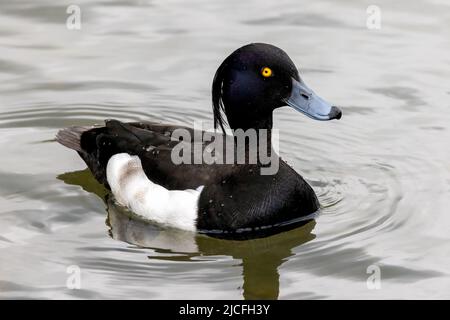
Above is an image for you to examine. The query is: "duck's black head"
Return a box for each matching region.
[212,43,342,131]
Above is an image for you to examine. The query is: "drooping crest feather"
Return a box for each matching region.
[211,56,230,134]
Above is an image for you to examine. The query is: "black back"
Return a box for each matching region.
[57,43,321,237]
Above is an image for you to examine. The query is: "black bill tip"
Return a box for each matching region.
[330,106,342,120]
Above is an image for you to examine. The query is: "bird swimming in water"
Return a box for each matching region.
[57,43,342,239]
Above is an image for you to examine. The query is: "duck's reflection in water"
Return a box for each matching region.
[59,169,316,299]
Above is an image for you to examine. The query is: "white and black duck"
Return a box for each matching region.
[57,43,342,239]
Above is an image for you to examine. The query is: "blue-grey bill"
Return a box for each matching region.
[285,78,342,121]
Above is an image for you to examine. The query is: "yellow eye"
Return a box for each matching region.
[261,67,273,78]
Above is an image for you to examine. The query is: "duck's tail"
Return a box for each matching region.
[55,120,172,186]
[56,125,94,152]
[56,124,109,185]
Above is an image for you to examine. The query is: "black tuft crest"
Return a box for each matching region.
[212,56,229,134]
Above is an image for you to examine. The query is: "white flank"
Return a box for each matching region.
[106,153,203,232]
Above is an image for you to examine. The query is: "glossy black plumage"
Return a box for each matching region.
[57,43,342,238]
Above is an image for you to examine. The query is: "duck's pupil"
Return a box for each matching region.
[261,67,272,77]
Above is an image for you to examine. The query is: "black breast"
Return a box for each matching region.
[196,160,319,235]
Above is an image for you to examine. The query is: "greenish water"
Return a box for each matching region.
[1,0,450,299]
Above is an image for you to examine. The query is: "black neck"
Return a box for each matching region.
[227,112,273,132]
[229,120,274,163]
